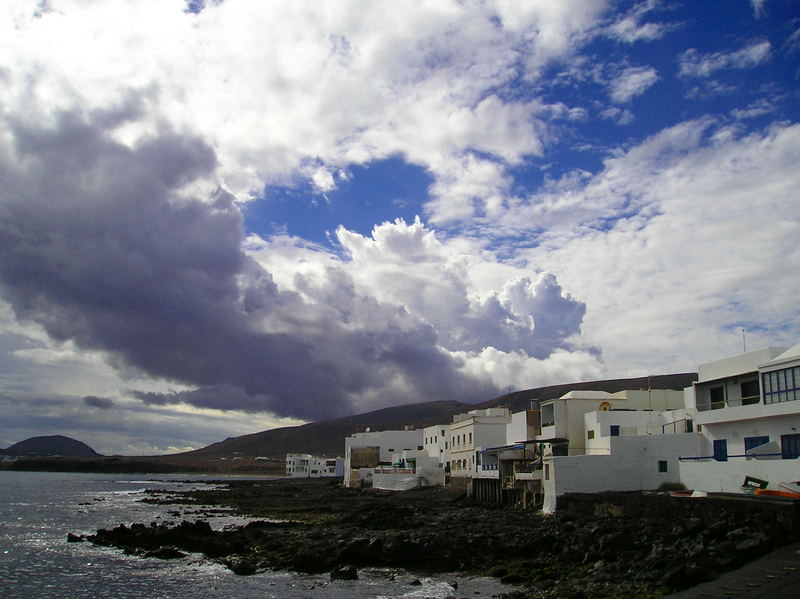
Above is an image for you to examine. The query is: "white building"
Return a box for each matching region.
[679,344,800,493]
[537,388,696,513]
[373,449,445,491]
[506,409,541,446]
[449,408,511,477]
[286,453,344,478]
[343,428,423,488]
[475,409,542,481]
[422,423,450,467]
[537,389,686,455]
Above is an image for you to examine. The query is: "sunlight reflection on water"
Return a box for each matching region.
[0,471,515,599]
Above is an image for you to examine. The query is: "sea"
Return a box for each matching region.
[0,471,514,599]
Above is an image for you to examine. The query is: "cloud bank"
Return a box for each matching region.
[0,1,797,452]
[0,105,598,420]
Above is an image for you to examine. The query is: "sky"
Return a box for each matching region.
[1,0,798,455]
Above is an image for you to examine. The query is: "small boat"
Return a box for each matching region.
[755,489,800,498]
[668,490,693,497]
[669,490,707,498]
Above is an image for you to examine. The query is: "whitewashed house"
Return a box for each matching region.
[448,408,511,477]
[679,344,800,493]
[537,389,687,455]
[476,409,542,477]
[286,453,344,478]
[537,388,698,513]
[342,428,423,488]
[422,424,450,467]
[373,449,445,490]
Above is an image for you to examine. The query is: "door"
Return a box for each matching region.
[781,434,800,459]
[713,439,728,462]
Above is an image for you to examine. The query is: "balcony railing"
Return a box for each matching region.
[513,462,541,473]
[698,395,762,412]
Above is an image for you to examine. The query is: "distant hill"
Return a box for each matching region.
[182,399,472,459]
[477,373,698,412]
[180,373,698,458]
[1,435,101,458]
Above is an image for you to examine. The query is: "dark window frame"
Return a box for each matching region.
[713,439,728,462]
[781,433,800,459]
[744,436,769,452]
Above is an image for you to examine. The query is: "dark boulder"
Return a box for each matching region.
[330,564,358,580]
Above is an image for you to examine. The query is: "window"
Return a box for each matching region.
[709,386,725,409]
[744,436,769,452]
[713,439,728,462]
[658,460,668,473]
[763,367,800,404]
[469,432,472,444]
[544,464,550,480]
[781,433,800,459]
[610,425,620,437]
[740,380,760,404]
[587,430,595,440]
[686,419,694,433]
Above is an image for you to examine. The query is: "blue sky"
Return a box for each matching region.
[0,0,798,454]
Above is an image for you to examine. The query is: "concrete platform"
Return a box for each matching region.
[665,542,800,599]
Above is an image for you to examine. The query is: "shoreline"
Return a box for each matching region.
[0,455,285,475]
[74,477,800,599]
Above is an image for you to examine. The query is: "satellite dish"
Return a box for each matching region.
[599,402,611,411]
[365,427,371,432]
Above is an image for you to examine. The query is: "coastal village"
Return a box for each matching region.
[286,343,800,511]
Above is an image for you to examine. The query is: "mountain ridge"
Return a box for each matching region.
[1,435,101,457]
[179,372,698,458]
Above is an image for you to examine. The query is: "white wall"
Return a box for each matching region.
[542,434,703,513]
[449,409,510,476]
[698,413,800,456]
[343,429,422,487]
[506,410,537,445]
[422,424,449,463]
[697,347,786,382]
[584,409,693,448]
[373,449,445,490]
[679,457,800,493]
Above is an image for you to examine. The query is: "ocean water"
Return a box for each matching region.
[0,471,514,599]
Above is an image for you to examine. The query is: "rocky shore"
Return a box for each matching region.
[74,478,800,599]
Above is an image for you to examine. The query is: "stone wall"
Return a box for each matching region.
[558,490,800,531]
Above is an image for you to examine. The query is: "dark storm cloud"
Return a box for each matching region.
[83,395,114,409]
[131,385,269,411]
[0,107,494,419]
